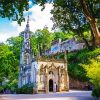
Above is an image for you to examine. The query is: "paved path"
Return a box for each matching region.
[0,90,95,100]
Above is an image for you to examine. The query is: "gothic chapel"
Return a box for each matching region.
[18,17,69,93]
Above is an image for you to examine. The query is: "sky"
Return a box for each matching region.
[0,1,53,42]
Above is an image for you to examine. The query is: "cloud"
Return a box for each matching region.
[0,32,18,42]
[0,34,9,42]
[11,3,53,33]
[0,4,53,42]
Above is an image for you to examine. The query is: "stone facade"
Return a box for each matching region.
[43,39,85,56]
[35,58,69,93]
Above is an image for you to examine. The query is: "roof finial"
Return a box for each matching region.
[27,12,29,24]
[26,12,29,27]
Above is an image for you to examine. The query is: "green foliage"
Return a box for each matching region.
[92,87,100,99]
[0,43,18,83]
[0,36,23,91]
[8,79,18,91]
[0,0,29,24]
[16,84,34,94]
[53,31,75,40]
[7,36,23,59]
[81,58,100,98]
[2,79,18,91]
[56,48,100,99]
[31,35,38,55]
[82,59,100,86]
[31,28,53,55]
[65,48,100,81]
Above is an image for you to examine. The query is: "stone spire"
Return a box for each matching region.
[25,15,30,32]
[20,15,32,66]
[19,15,33,88]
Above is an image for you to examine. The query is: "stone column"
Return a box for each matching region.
[58,67,61,92]
[66,71,69,91]
[45,67,48,93]
[64,59,69,91]
[63,71,69,91]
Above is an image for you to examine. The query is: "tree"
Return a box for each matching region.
[79,0,100,46]
[31,28,53,56]
[0,36,23,91]
[66,48,100,81]
[0,0,29,24]
[36,0,100,46]
[31,34,38,56]
[83,59,100,87]
[53,31,74,40]
[7,36,23,60]
[0,43,18,87]
[82,58,100,99]
[51,3,93,49]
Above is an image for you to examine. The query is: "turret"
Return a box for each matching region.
[20,16,33,66]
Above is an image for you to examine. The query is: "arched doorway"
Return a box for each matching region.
[49,79,53,92]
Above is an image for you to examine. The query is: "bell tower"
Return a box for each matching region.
[19,16,33,87]
[20,16,32,66]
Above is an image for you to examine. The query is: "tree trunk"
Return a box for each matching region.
[89,20,100,46]
[91,28,96,48]
[79,0,100,46]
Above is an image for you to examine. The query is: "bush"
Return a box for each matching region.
[16,83,34,94]
[67,48,100,81]
[92,87,100,100]
[81,57,100,99]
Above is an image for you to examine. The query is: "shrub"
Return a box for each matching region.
[92,87,100,100]
[16,83,34,94]
[81,57,100,98]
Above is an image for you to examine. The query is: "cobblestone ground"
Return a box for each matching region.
[0,90,95,100]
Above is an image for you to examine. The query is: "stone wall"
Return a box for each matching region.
[69,77,89,90]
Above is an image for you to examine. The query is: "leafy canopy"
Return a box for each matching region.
[0,0,29,24]
[81,58,100,88]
